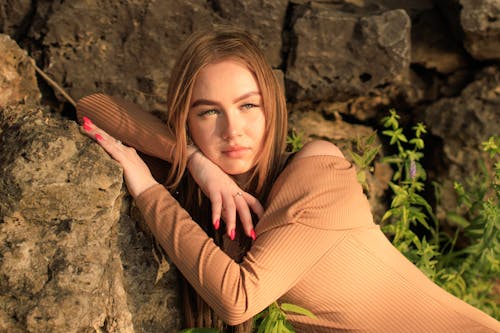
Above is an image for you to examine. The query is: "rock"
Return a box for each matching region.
[27,0,287,113]
[210,0,288,67]
[0,34,40,109]
[0,0,33,38]
[423,66,500,216]
[0,37,181,332]
[460,0,500,61]
[411,7,468,74]
[286,2,411,103]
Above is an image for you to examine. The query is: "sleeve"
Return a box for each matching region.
[76,93,174,162]
[134,155,361,325]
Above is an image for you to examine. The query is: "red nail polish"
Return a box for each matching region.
[214,219,220,230]
[83,116,93,125]
[250,229,256,241]
[83,123,91,131]
[230,229,235,241]
[95,133,103,142]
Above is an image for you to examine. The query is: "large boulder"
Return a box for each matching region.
[0,34,180,333]
[285,2,411,103]
[423,66,500,216]
[0,34,40,109]
[0,0,32,39]
[461,0,500,61]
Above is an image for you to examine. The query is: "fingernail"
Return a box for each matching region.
[83,123,92,131]
[230,229,235,241]
[250,229,256,241]
[83,116,93,125]
[213,219,220,230]
[95,133,103,142]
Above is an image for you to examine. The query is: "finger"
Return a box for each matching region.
[80,116,97,137]
[81,117,123,148]
[210,193,223,231]
[233,194,255,239]
[89,128,129,163]
[94,134,123,160]
[242,192,264,218]
[221,193,236,240]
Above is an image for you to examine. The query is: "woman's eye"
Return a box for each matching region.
[241,103,257,110]
[198,109,219,117]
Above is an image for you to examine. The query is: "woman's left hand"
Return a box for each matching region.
[81,117,158,198]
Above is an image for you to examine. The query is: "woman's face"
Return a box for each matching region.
[188,59,266,181]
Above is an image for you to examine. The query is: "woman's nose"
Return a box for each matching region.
[222,111,243,140]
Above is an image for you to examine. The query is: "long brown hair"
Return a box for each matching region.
[165,28,288,332]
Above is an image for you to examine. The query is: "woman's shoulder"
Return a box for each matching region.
[292,140,345,160]
[282,140,352,172]
[271,140,355,193]
[259,141,364,232]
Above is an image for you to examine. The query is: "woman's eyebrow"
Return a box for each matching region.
[232,91,261,103]
[190,91,261,108]
[191,99,219,108]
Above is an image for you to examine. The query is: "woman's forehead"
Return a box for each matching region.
[191,60,261,99]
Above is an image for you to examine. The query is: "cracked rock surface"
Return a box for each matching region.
[0,34,180,333]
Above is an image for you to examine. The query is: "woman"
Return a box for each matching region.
[78,29,500,332]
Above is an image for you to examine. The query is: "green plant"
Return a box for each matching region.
[254,302,316,333]
[349,131,381,192]
[379,109,441,277]
[286,130,304,153]
[377,109,499,319]
[435,135,500,318]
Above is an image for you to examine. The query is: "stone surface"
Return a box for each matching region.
[286,2,411,103]
[0,0,32,38]
[411,7,468,74]
[460,0,500,61]
[0,34,40,108]
[0,37,180,333]
[423,66,500,215]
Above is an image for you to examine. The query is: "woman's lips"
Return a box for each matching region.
[222,146,250,158]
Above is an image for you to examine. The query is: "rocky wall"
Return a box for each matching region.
[0,0,499,332]
[0,35,180,332]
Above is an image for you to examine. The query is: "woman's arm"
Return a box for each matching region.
[134,155,349,325]
[77,94,174,161]
[77,96,263,237]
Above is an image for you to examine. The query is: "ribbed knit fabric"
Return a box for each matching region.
[77,94,500,332]
[77,93,173,161]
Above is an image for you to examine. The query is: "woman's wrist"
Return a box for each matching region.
[187,145,201,168]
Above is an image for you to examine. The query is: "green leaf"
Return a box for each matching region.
[380,156,402,165]
[357,170,367,185]
[364,146,381,165]
[381,210,393,222]
[350,151,364,167]
[446,212,471,228]
[365,132,377,146]
[280,303,317,319]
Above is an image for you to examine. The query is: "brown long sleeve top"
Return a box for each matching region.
[77,94,500,332]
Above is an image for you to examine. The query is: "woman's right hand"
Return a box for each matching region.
[187,150,264,241]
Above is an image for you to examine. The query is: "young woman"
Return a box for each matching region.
[78,29,500,332]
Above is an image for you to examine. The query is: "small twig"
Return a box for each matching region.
[30,59,77,108]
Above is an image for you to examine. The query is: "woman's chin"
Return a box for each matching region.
[221,166,252,181]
